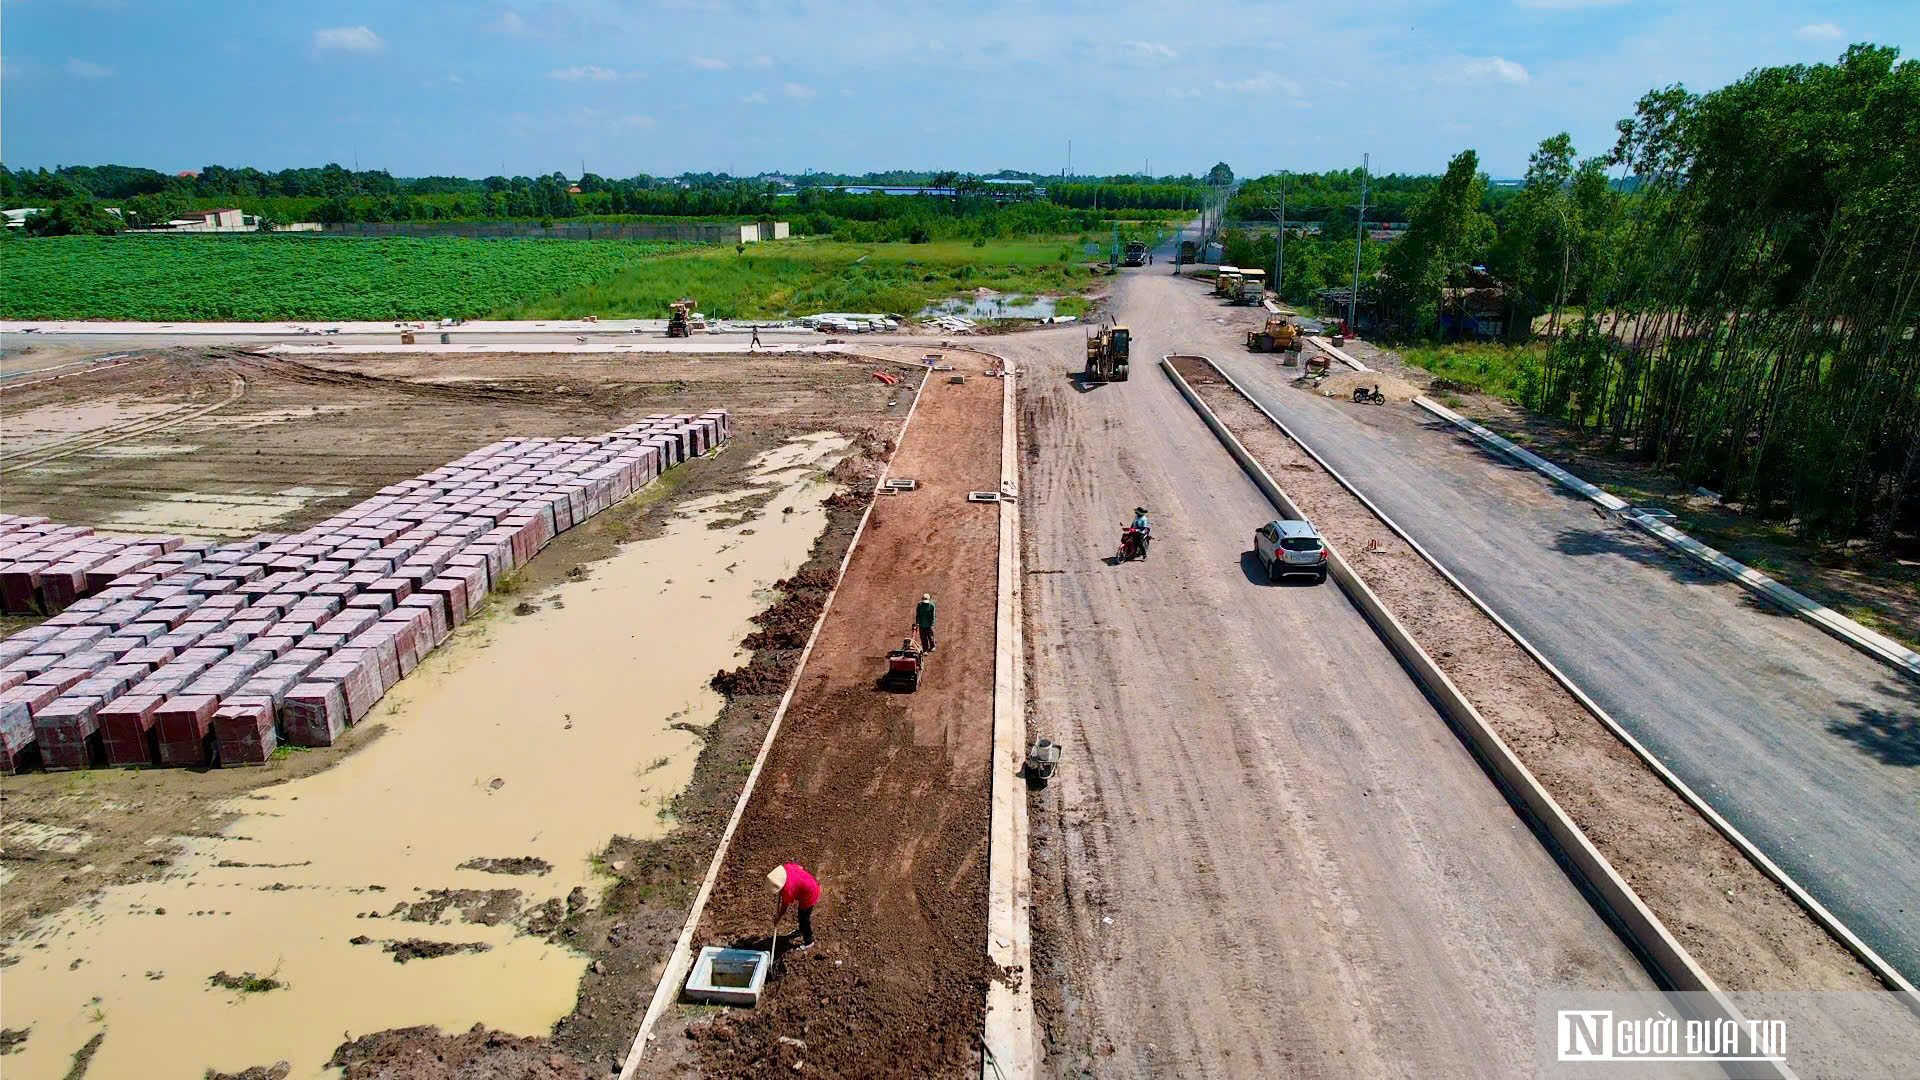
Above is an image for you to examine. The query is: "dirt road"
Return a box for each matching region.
[1144,271,1920,985]
[1000,317,1658,1078]
[651,353,1005,1078]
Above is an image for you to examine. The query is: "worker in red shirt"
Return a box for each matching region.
[768,862,822,952]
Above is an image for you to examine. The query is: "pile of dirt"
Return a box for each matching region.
[329,1024,588,1080]
[383,939,492,965]
[457,856,552,876]
[1309,370,1421,403]
[720,564,844,677]
[207,1063,291,1080]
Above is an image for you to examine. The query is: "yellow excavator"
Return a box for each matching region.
[1084,320,1132,382]
[1247,315,1304,354]
[667,298,695,338]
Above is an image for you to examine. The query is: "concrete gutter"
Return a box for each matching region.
[1171,353,1920,1008]
[1414,395,1920,684]
[617,362,938,1077]
[981,357,1035,1080]
[1162,354,1803,1075]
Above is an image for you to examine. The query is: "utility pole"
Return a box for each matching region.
[1350,152,1369,334]
[1263,172,1287,301]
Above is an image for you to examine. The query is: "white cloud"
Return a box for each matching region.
[619,115,656,129]
[1213,72,1305,98]
[66,58,114,78]
[691,56,730,71]
[549,65,621,82]
[312,26,385,52]
[1123,40,1176,60]
[1796,22,1846,41]
[492,10,529,36]
[1165,86,1203,99]
[783,81,817,101]
[746,54,773,69]
[447,72,464,85]
[741,90,769,105]
[1454,55,1530,84]
[1512,0,1626,7]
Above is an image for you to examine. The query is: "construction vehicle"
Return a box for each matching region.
[1214,266,1240,297]
[1247,315,1305,354]
[1123,241,1147,267]
[883,637,924,692]
[1084,320,1132,383]
[1238,269,1267,304]
[1177,240,1198,265]
[667,298,696,338]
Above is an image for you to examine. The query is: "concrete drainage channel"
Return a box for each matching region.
[1163,353,1918,1073]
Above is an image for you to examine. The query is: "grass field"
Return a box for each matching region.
[500,236,1104,320]
[0,235,685,321]
[1394,342,1546,400]
[2,234,1104,323]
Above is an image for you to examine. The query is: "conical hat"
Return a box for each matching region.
[767,865,788,890]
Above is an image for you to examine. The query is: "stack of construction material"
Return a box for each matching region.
[0,411,729,773]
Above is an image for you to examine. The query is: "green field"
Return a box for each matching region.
[1394,342,1547,401]
[1,234,1105,322]
[0,235,685,321]
[500,237,1103,320]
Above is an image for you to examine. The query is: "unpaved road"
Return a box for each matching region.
[1003,312,1660,1078]
[1148,272,1920,984]
[651,352,1005,1078]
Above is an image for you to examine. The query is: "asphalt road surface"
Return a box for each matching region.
[1138,269,1920,984]
[1002,318,1660,1079]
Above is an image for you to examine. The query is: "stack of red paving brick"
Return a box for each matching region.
[0,411,728,773]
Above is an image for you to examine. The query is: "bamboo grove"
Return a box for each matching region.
[1545,44,1919,546]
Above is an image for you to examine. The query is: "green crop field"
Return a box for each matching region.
[0,235,686,321]
[500,237,1106,321]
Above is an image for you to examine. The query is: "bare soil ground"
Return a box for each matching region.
[1344,337,1920,651]
[1171,354,1883,993]
[0,346,917,1076]
[641,353,1006,1079]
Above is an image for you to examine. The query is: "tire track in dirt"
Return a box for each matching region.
[0,371,248,474]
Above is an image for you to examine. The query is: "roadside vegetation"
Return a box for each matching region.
[1229,45,1918,558]
[0,235,684,320]
[503,236,1105,320]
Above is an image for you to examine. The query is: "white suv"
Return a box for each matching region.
[1254,519,1329,584]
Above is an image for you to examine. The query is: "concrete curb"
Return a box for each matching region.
[618,365,938,1077]
[1163,354,1803,1076]
[1304,336,1370,372]
[1412,395,1920,684]
[1185,354,1920,1007]
[981,358,1035,1080]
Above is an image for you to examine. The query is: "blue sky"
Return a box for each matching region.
[3,0,1915,180]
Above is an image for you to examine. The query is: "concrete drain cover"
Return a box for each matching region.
[685,945,769,1007]
[885,478,918,491]
[967,491,1002,503]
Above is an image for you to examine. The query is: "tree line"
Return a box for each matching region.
[1353,44,1916,548]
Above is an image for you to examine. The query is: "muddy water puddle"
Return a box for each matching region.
[0,434,850,1079]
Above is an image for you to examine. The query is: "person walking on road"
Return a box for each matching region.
[749,324,762,351]
[768,862,821,951]
[915,593,937,653]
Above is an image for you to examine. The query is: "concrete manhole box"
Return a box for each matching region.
[685,945,770,1006]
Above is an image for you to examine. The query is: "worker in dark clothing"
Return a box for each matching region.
[915,593,936,653]
[749,324,762,351]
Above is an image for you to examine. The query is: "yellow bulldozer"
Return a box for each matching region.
[1247,315,1304,354]
[667,298,696,338]
[1084,321,1132,382]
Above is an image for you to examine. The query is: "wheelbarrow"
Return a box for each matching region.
[1024,738,1064,788]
